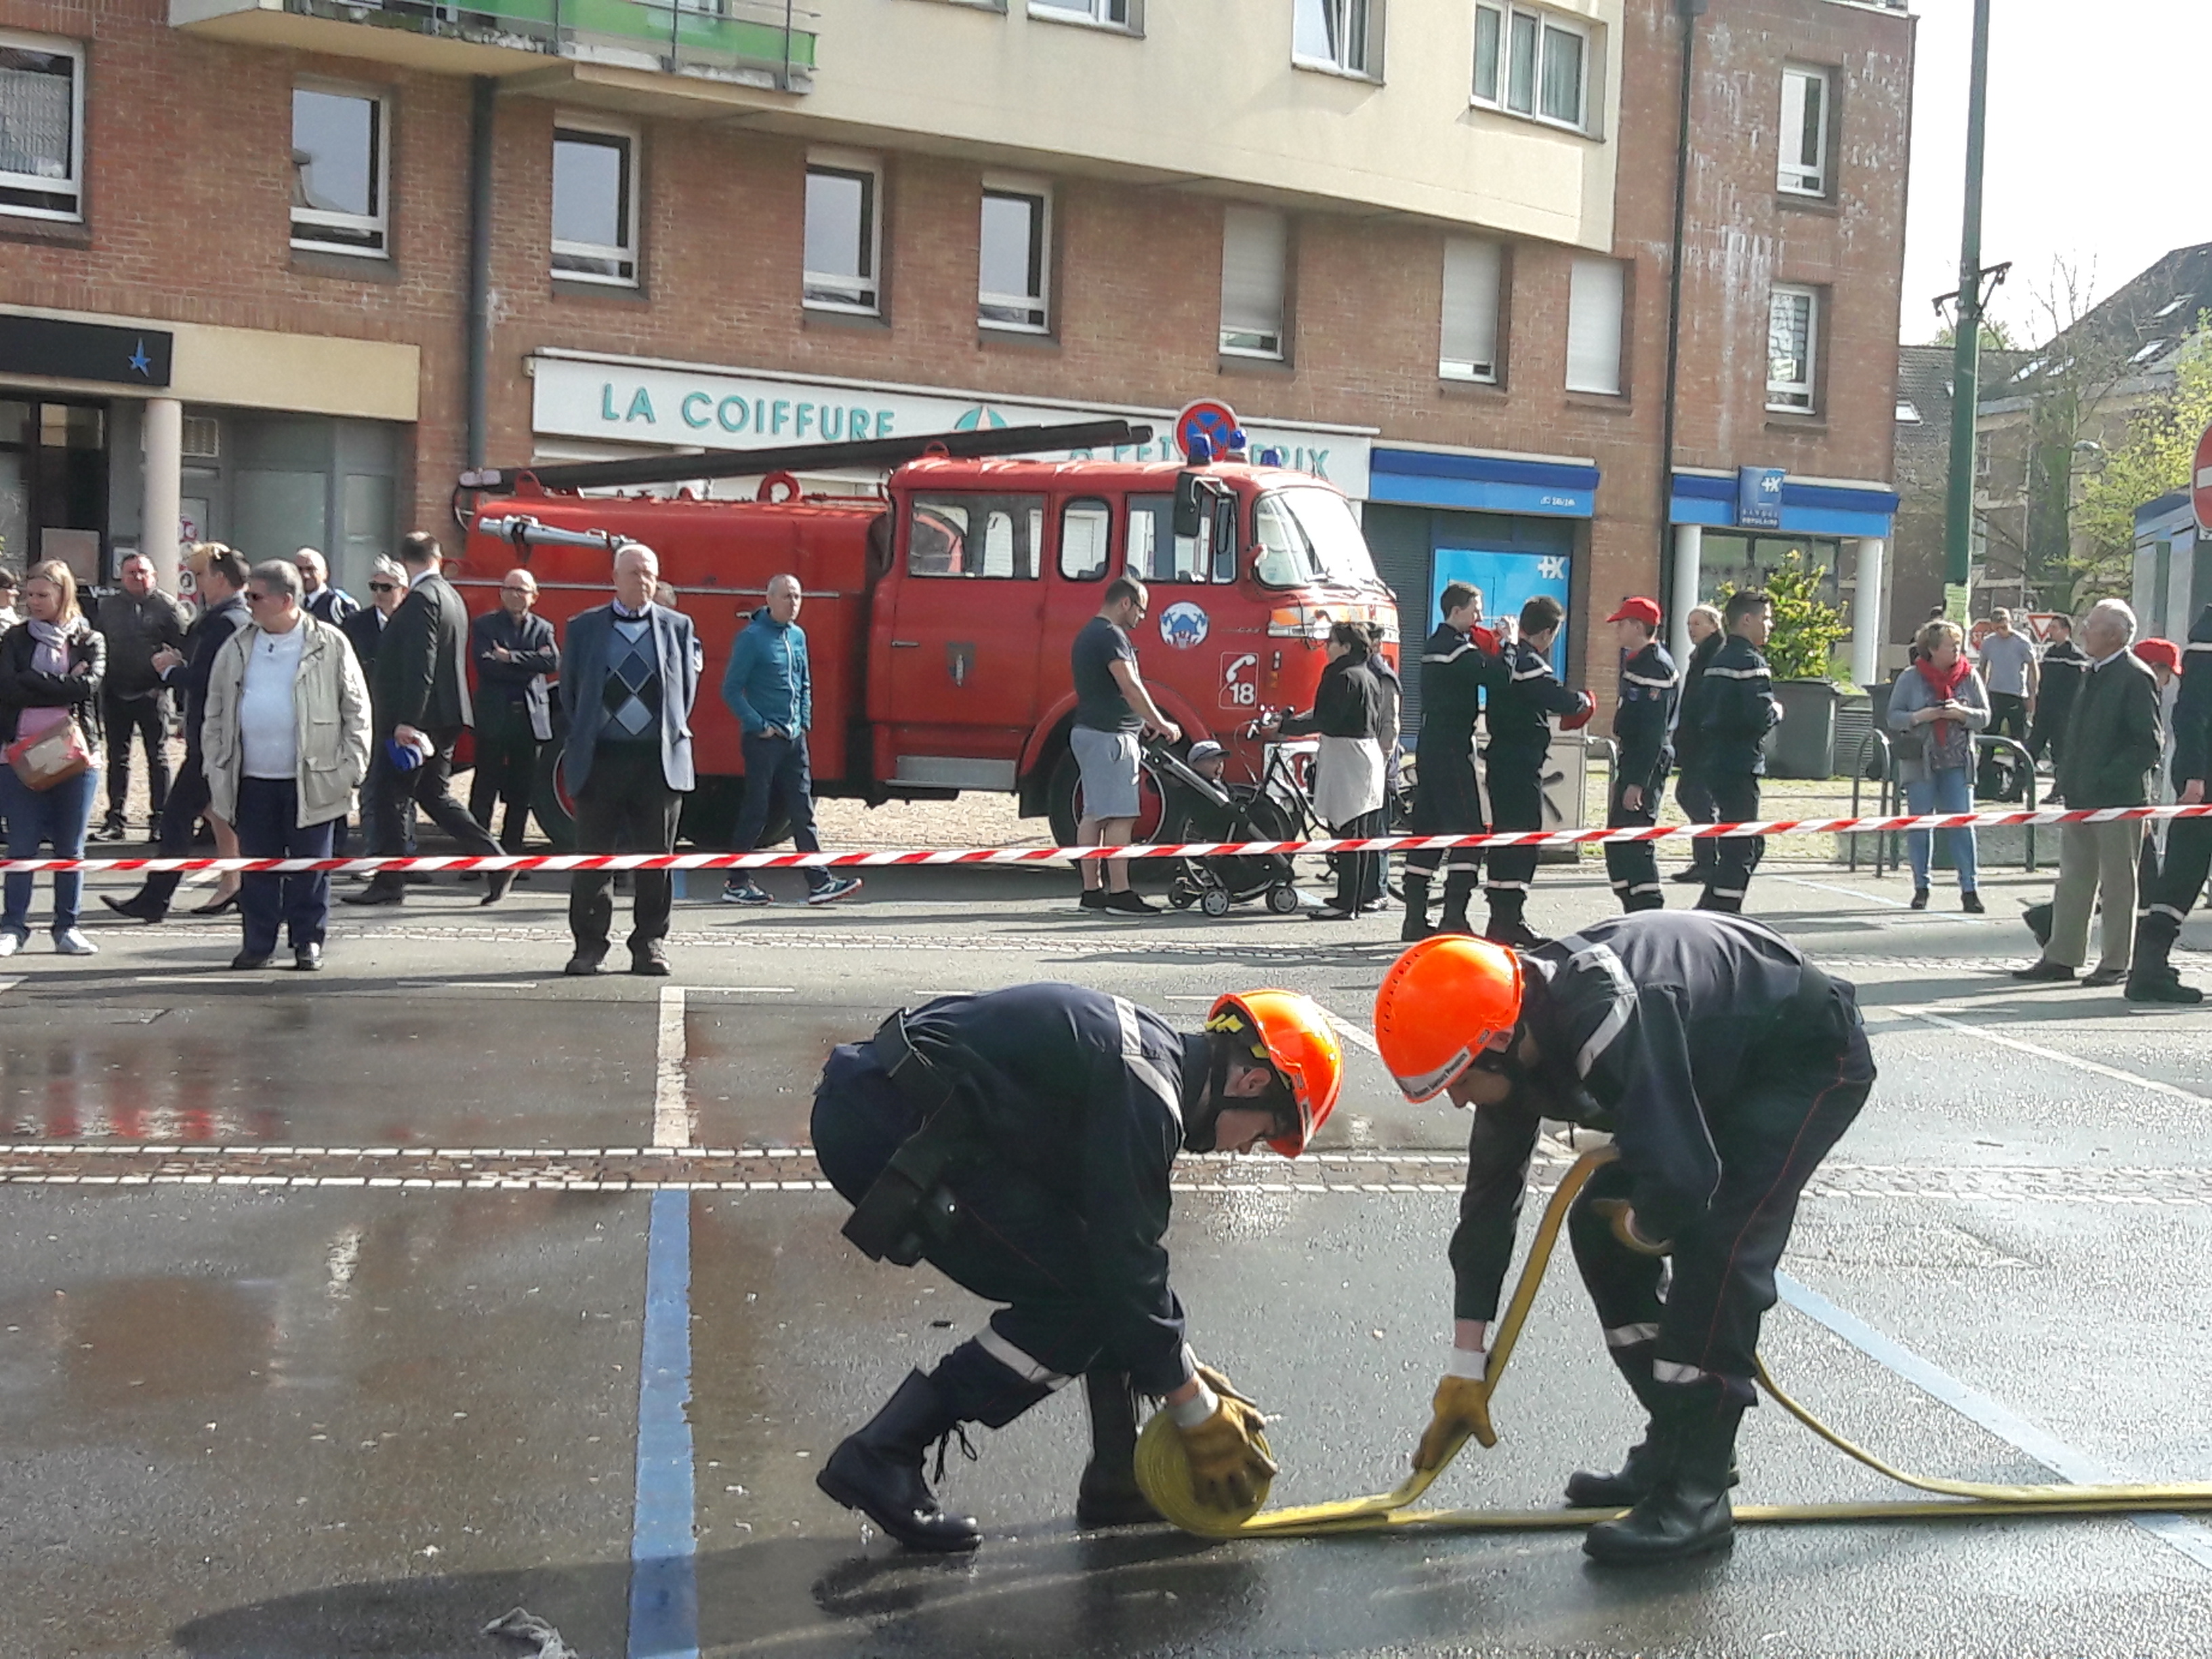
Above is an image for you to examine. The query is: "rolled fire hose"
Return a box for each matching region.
[1135,1146,2212,1538]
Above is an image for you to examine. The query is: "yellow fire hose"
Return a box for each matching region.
[1135,1147,2212,1538]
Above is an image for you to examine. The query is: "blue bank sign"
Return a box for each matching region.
[529,353,1372,498]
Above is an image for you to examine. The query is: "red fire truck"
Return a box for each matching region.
[449,417,1399,848]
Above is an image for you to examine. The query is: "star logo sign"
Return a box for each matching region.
[1538,556,1568,579]
[127,338,152,377]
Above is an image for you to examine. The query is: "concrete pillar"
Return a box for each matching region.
[142,396,183,593]
[1668,522,1702,665]
[1851,535,1887,689]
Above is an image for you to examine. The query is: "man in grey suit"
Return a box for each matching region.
[344,531,510,908]
[560,541,702,976]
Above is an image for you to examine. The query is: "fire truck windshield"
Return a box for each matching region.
[1252,487,1383,591]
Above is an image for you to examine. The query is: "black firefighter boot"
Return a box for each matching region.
[2127,910,2203,1004]
[1435,872,1480,937]
[1076,1371,1162,1528]
[1483,890,1549,951]
[1582,1381,1747,1564]
[816,1368,984,1553]
[1399,875,1434,943]
[1563,1345,1738,1509]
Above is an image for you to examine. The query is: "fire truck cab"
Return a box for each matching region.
[452,422,1397,848]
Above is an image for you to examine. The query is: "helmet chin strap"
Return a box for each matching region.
[1183,1040,1235,1153]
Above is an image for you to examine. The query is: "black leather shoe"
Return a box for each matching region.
[100,894,167,924]
[480,870,514,907]
[2083,964,2129,989]
[1962,890,1986,914]
[1584,1393,1744,1564]
[1565,1424,1738,1509]
[630,945,671,977]
[815,1370,983,1553]
[1076,1372,1162,1530]
[2012,959,2076,983]
[564,951,606,977]
[1485,918,1550,950]
[293,944,323,972]
[1909,888,1929,910]
[342,878,407,907]
[229,951,273,971]
[1668,868,1706,884]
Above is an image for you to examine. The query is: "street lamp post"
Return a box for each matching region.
[1943,0,1995,598]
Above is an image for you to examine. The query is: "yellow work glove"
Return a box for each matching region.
[1591,1197,1674,1257]
[1414,1363,1497,1471]
[1174,1378,1278,1513]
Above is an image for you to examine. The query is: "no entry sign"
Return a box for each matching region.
[2195,422,2212,533]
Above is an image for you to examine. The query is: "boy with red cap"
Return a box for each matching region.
[1604,598,1679,914]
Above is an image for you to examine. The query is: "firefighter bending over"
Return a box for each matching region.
[1373,912,1875,1563]
[811,981,1343,1552]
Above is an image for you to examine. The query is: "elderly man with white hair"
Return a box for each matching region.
[2015,598,2165,987]
[293,548,359,628]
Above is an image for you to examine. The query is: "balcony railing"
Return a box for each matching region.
[224,0,817,92]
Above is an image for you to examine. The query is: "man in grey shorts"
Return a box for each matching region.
[1071,575,1181,914]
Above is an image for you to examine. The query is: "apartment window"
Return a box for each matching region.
[1767,285,1818,413]
[1440,237,1502,382]
[1220,206,1288,359]
[552,119,638,285]
[804,152,880,314]
[1472,3,1587,130]
[979,180,1049,331]
[1565,255,1624,396]
[1779,64,1829,196]
[1294,0,1380,77]
[290,85,388,257]
[0,33,83,222]
[1031,0,1139,27]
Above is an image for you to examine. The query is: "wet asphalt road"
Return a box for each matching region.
[5,857,2212,1656]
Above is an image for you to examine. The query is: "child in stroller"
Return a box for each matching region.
[1149,739,1305,917]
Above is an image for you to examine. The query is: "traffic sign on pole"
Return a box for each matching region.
[2193,422,2212,533]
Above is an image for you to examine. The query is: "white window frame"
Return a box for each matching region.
[802,148,882,315]
[1767,284,1819,413]
[0,30,85,224]
[1219,205,1290,360]
[289,80,391,259]
[1292,0,1382,80]
[1778,63,1829,197]
[1029,0,1141,30]
[1565,254,1624,396]
[977,176,1050,333]
[550,115,640,288]
[1439,236,1502,384]
[1471,3,1589,134]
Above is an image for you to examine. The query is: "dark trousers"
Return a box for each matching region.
[1701,773,1763,909]
[1675,766,1718,877]
[102,689,171,822]
[732,731,828,893]
[136,750,212,913]
[1568,1000,1873,1404]
[2142,816,2212,952]
[2027,706,2068,769]
[1483,752,1544,920]
[1604,773,1665,912]
[813,1042,1105,1420]
[367,726,498,876]
[1407,737,1484,881]
[232,775,336,956]
[467,709,541,852]
[1988,691,2028,743]
[1330,806,1386,911]
[568,743,681,956]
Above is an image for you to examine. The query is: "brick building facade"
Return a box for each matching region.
[0,0,1910,712]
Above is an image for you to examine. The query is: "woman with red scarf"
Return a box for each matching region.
[1888,618,1991,910]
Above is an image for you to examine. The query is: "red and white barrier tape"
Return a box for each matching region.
[3,802,2205,877]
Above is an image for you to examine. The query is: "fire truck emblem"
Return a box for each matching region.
[946,642,975,686]
[1159,602,1210,649]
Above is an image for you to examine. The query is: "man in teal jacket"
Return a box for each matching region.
[720,574,861,906]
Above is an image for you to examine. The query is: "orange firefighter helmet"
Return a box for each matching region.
[1205,989,1343,1157]
[1372,935,1526,1103]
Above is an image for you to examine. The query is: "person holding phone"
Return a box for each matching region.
[1887,617,1990,912]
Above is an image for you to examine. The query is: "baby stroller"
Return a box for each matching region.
[1149,739,1306,917]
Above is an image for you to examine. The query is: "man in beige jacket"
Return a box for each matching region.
[201,559,372,971]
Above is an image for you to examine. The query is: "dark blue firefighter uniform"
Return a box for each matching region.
[1483,640,1589,935]
[813,983,1202,1422]
[1697,634,1782,912]
[1606,640,1679,913]
[1408,622,1507,934]
[2132,603,2212,998]
[1450,910,1875,1409]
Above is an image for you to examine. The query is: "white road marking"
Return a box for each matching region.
[1772,874,1912,910]
[684,985,798,995]
[1328,1016,1380,1054]
[1898,1006,2212,1108]
[0,977,21,994]
[654,986,691,1149]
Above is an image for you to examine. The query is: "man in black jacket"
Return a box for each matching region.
[466,569,558,854]
[1482,595,1595,948]
[345,533,509,907]
[1670,605,1723,886]
[1603,598,1679,914]
[1698,591,1782,914]
[2027,615,2087,781]
[2131,603,2212,1002]
[1376,917,1874,1564]
[100,547,249,923]
[91,553,188,841]
[1404,583,1509,941]
[811,983,1341,1551]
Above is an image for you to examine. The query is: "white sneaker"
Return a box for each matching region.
[53,928,98,956]
[0,930,23,958]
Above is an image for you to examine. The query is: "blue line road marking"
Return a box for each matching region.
[1778,1271,2212,1570]
[630,1189,700,1659]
